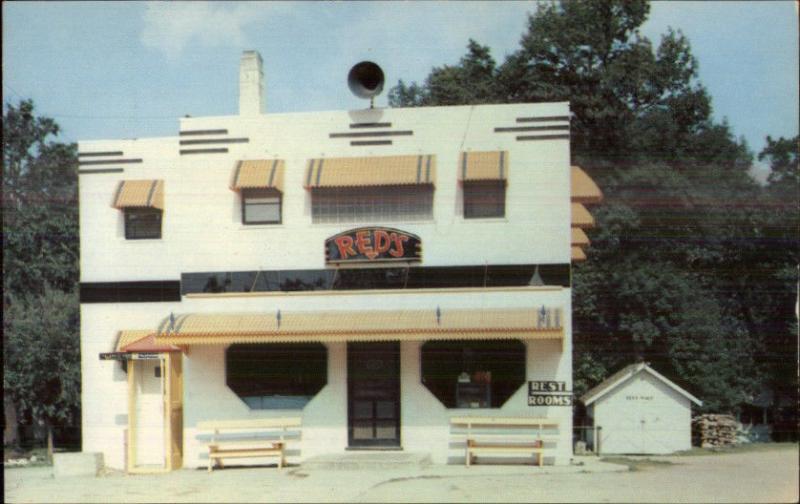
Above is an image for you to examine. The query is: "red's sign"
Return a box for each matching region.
[325,227,422,263]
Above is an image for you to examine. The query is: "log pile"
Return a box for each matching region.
[692,414,738,447]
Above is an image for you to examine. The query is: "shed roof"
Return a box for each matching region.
[580,362,702,407]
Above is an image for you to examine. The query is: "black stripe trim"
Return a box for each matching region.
[179,129,229,136]
[79,168,125,174]
[516,134,571,141]
[156,317,171,336]
[180,148,228,155]
[174,314,189,334]
[461,152,468,181]
[350,122,392,129]
[232,161,243,188]
[78,158,143,166]
[112,181,125,207]
[178,138,249,145]
[78,151,124,157]
[330,130,412,138]
[80,281,181,303]
[416,156,422,184]
[351,140,392,146]
[495,125,570,133]
[516,115,571,123]
[499,151,505,180]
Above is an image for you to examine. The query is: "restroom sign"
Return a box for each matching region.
[325,227,422,264]
[528,380,573,406]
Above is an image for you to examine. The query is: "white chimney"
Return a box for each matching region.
[239,50,264,116]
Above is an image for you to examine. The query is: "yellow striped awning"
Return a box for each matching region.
[115,330,151,352]
[112,180,164,210]
[571,203,595,228]
[571,227,590,246]
[231,160,285,191]
[458,151,508,182]
[154,307,564,345]
[304,155,436,188]
[571,165,603,204]
[571,246,587,262]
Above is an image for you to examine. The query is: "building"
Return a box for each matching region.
[78,51,602,472]
[580,362,702,455]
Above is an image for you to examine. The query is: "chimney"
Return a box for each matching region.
[239,50,264,116]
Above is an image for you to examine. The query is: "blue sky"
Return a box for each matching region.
[3,1,798,176]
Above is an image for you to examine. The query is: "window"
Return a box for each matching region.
[242,188,282,224]
[226,343,327,409]
[124,209,162,239]
[420,340,525,408]
[311,185,433,224]
[463,181,506,219]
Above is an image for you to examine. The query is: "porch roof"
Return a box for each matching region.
[153,307,564,345]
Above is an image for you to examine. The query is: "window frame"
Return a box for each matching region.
[462,180,506,219]
[310,184,434,224]
[241,188,282,225]
[124,208,163,240]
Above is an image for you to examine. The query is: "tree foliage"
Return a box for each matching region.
[2,99,80,436]
[390,0,798,418]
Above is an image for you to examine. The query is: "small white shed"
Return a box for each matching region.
[581,362,702,455]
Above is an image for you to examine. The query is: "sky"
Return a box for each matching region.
[3,1,798,178]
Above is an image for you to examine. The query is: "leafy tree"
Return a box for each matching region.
[2,99,79,447]
[759,135,799,198]
[389,0,798,419]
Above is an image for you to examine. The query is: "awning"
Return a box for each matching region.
[231,160,285,191]
[154,307,564,345]
[571,165,603,204]
[571,246,587,262]
[459,151,508,182]
[116,330,179,353]
[571,227,590,246]
[112,180,164,210]
[571,203,595,228]
[304,155,436,188]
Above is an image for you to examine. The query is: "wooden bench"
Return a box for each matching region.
[197,418,301,472]
[450,417,559,467]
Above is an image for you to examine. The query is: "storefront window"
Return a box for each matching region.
[225,344,327,409]
[420,340,525,408]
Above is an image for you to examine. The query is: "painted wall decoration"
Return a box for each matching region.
[325,227,422,264]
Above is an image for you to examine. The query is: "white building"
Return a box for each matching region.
[580,362,702,455]
[79,51,602,472]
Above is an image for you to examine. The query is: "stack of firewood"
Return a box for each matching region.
[692,414,738,447]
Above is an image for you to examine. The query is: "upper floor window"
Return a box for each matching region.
[311,185,433,224]
[124,208,162,240]
[463,181,506,219]
[242,188,282,225]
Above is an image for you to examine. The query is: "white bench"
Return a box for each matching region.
[450,416,559,467]
[197,418,301,472]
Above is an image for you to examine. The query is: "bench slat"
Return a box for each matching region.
[209,449,283,458]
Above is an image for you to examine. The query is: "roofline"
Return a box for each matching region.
[581,362,702,407]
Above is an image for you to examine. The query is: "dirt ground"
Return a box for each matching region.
[4,444,798,503]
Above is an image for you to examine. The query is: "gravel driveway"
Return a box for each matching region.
[5,444,798,503]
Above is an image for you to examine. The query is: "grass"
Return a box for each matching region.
[4,447,56,467]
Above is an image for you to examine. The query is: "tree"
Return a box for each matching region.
[2,99,80,449]
[758,135,799,198]
[388,0,797,419]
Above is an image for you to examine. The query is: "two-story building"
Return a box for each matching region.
[79,51,601,472]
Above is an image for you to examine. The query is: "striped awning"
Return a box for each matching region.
[571,246,587,262]
[571,227,590,246]
[116,330,179,353]
[571,165,603,204]
[231,160,285,191]
[571,203,595,228]
[459,151,508,182]
[112,180,164,210]
[154,307,564,345]
[304,155,436,188]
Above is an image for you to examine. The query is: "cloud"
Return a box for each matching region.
[140,2,271,61]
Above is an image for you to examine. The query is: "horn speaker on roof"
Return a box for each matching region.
[348,61,385,108]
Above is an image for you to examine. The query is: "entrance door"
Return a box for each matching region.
[347,342,401,447]
[133,359,166,467]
